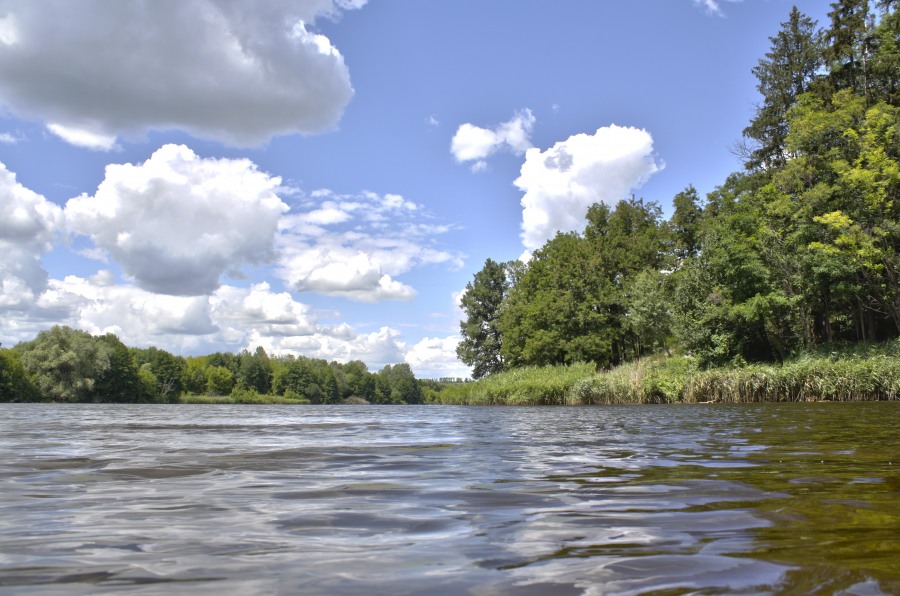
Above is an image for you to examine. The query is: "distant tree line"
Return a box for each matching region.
[0,325,431,403]
[459,0,900,377]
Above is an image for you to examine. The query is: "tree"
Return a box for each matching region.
[823,0,873,100]
[183,357,209,394]
[206,365,234,396]
[625,270,673,355]
[870,1,900,105]
[237,346,272,394]
[457,258,512,379]
[0,348,41,402]
[15,326,111,402]
[670,185,705,262]
[500,232,617,367]
[131,346,185,402]
[93,333,145,403]
[376,363,422,404]
[343,360,375,400]
[743,6,823,170]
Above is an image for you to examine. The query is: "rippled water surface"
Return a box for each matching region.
[1,403,898,594]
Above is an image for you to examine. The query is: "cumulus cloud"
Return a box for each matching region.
[514,124,662,251]
[0,162,62,310]
[451,109,535,172]
[0,272,410,369]
[64,144,288,296]
[405,335,470,379]
[0,0,363,148]
[278,190,462,302]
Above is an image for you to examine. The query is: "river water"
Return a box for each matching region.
[1,403,898,594]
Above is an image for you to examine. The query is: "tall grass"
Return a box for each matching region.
[683,353,900,403]
[437,363,595,405]
[436,341,900,405]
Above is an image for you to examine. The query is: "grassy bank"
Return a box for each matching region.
[436,341,900,405]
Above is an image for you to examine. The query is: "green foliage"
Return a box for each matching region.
[131,346,185,402]
[376,363,421,404]
[93,334,146,403]
[437,363,595,405]
[205,365,235,396]
[16,326,112,402]
[236,346,272,394]
[0,348,41,402]
[457,258,512,379]
[743,6,822,170]
[183,356,209,395]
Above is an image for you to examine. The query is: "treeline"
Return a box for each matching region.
[0,325,432,404]
[458,0,900,378]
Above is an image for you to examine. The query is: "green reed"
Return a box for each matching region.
[438,341,900,405]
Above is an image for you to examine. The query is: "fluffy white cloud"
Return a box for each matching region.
[0,0,362,147]
[405,335,470,379]
[64,144,288,296]
[0,272,411,369]
[514,125,662,251]
[451,109,535,171]
[256,325,407,371]
[0,162,62,310]
[278,190,462,302]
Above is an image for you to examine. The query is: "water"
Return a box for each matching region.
[1,403,898,594]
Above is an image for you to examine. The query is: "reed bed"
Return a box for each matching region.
[179,392,309,405]
[683,354,900,403]
[438,341,900,405]
[437,363,596,405]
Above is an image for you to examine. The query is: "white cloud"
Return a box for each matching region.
[693,0,741,17]
[514,124,662,251]
[451,109,535,172]
[47,123,119,151]
[0,0,362,148]
[278,190,462,302]
[0,132,18,144]
[257,325,407,371]
[0,162,62,310]
[64,144,288,296]
[405,335,470,379]
[0,272,410,369]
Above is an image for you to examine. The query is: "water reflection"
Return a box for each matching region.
[0,403,898,594]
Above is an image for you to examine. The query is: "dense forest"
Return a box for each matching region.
[458,0,900,378]
[0,325,448,403]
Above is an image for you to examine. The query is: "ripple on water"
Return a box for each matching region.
[0,403,898,594]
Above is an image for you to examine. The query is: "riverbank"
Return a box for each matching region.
[436,341,900,405]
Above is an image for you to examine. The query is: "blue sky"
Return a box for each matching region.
[0,0,832,377]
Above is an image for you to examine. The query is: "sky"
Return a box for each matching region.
[0,0,834,378]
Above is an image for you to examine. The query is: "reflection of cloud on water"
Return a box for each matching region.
[491,479,790,593]
[503,554,789,594]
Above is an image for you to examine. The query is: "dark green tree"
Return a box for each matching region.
[131,346,185,402]
[93,333,145,402]
[0,348,41,402]
[237,346,272,394]
[823,0,873,100]
[343,360,375,400]
[743,6,822,170]
[670,185,705,261]
[457,258,512,379]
